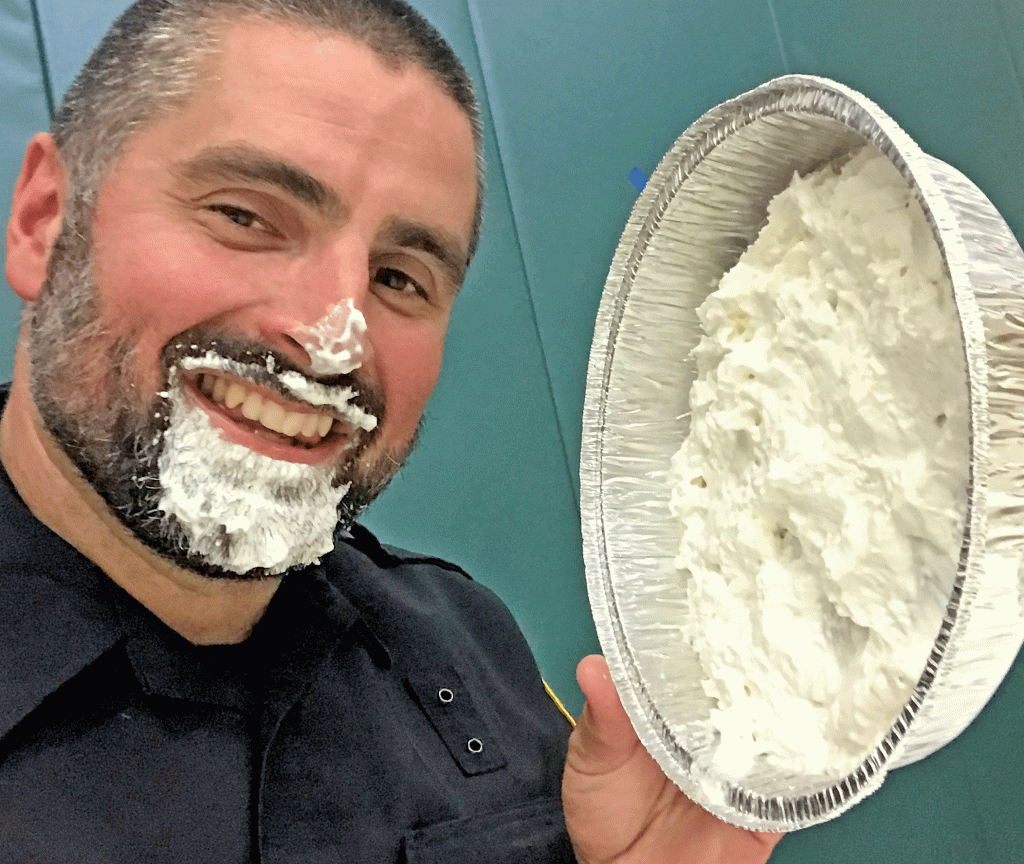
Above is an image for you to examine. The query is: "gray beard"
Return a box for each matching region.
[27,209,412,580]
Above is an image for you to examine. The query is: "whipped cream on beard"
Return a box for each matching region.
[33,328,384,581]
[155,370,352,577]
[149,338,381,577]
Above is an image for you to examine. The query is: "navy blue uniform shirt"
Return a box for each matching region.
[0,393,575,862]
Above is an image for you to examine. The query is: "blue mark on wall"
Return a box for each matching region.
[628,168,648,192]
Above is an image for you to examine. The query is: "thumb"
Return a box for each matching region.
[568,657,788,864]
[564,655,680,863]
[570,654,642,773]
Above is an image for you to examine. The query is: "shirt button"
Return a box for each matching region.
[467,737,484,755]
[438,687,455,704]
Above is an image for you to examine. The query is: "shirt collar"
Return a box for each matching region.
[122,565,390,713]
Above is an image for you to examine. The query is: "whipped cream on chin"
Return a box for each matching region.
[155,353,377,576]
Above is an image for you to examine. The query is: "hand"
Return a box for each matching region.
[562,655,784,864]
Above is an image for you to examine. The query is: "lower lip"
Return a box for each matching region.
[181,385,348,466]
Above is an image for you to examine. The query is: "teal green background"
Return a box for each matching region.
[1,2,1022,859]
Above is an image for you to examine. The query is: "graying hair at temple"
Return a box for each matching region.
[50,0,485,259]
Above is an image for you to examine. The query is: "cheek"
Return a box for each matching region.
[373,327,445,436]
[91,215,263,339]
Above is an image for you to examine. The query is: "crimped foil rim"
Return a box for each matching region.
[581,74,1024,830]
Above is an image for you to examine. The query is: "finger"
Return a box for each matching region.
[571,655,641,773]
[576,658,786,838]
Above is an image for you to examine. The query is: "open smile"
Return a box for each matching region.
[182,370,355,464]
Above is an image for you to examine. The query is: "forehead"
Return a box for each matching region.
[208,17,451,122]
[105,17,478,246]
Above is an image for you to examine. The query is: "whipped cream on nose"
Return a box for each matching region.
[291,299,368,376]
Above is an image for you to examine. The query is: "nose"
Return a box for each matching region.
[289,299,369,377]
[258,245,373,375]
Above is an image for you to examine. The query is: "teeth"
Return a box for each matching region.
[259,401,286,434]
[241,392,264,421]
[281,411,305,438]
[197,372,339,443]
[225,383,247,410]
[301,414,320,438]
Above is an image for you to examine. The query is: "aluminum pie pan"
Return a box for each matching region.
[580,74,1024,831]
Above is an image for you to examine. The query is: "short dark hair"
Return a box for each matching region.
[51,0,485,258]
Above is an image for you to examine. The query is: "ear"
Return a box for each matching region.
[6,133,68,302]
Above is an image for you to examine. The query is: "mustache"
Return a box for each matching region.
[160,329,385,424]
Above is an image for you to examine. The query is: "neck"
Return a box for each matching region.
[0,359,280,644]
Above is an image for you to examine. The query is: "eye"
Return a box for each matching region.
[373,266,426,299]
[208,204,270,232]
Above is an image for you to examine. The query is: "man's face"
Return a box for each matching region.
[29,19,478,578]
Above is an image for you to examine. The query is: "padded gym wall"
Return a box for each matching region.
[1,3,1022,860]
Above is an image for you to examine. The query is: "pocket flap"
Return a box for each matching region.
[404,664,507,776]
[403,797,575,863]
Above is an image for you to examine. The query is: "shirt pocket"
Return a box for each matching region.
[401,797,575,864]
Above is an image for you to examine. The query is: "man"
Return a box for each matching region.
[0,0,782,860]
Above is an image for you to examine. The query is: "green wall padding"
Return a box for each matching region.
[3,5,1023,856]
[0,0,51,376]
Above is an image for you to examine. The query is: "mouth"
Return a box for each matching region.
[181,369,357,465]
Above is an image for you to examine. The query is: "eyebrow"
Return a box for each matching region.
[176,144,469,291]
[174,144,345,219]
